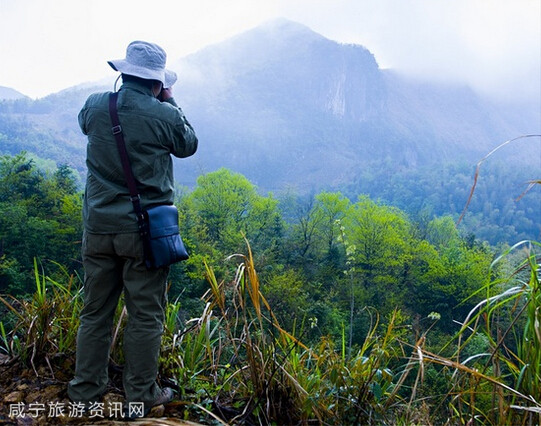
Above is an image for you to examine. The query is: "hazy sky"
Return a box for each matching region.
[0,0,539,101]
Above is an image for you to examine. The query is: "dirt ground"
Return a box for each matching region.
[0,354,200,426]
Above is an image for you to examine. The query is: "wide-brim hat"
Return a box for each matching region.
[164,69,177,89]
[108,40,176,86]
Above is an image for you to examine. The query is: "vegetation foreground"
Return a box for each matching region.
[0,239,540,424]
[0,151,540,424]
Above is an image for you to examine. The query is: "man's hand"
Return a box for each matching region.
[159,88,173,101]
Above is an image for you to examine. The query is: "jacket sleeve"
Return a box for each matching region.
[78,104,88,135]
[164,99,198,158]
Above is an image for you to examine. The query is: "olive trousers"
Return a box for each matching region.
[68,231,169,406]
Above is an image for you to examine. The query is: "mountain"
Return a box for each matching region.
[0,19,539,192]
[170,19,539,189]
[0,86,28,101]
[0,85,108,170]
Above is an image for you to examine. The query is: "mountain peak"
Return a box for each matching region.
[198,18,329,59]
[249,17,324,39]
[176,17,382,123]
[178,18,377,83]
[0,86,28,101]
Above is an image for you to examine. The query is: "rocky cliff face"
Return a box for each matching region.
[168,19,537,190]
[1,19,537,191]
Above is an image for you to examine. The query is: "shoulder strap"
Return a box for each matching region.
[108,92,145,225]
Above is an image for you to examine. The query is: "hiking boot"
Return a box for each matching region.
[151,387,174,407]
[124,387,175,420]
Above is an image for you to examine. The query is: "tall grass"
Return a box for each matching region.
[410,242,541,424]
[159,240,411,424]
[421,135,541,424]
[0,259,82,374]
[3,239,539,424]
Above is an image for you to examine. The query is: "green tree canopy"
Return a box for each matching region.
[0,153,82,294]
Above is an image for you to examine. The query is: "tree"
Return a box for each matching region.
[404,216,493,331]
[340,196,412,344]
[345,197,411,301]
[262,268,309,331]
[314,192,350,257]
[183,168,283,274]
[0,153,82,294]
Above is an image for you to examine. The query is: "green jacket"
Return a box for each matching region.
[80,81,198,233]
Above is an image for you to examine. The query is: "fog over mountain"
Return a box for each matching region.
[169,19,539,190]
[0,19,539,192]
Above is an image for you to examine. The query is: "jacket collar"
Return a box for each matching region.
[119,80,155,97]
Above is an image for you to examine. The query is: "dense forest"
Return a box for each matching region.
[345,159,541,245]
[0,152,494,333]
[0,152,540,424]
[1,94,539,247]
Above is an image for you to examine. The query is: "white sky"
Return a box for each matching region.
[0,0,539,101]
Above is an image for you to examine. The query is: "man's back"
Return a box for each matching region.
[80,79,197,233]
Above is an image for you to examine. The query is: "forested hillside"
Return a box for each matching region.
[346,160,541,244]
[0,154,539,424]
[0,153,507,335]
[0,20,539,246]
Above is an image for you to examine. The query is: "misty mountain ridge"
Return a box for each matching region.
[0,86,28,101]
[168,19,538,189]
[0,18,539,192]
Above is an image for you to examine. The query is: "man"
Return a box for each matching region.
[68,40,198,418]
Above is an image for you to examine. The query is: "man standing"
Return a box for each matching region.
[68,40,198,417]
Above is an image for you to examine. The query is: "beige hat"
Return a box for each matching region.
[108,40,176,87]
[164,69,177,89]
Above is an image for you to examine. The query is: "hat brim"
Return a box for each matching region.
[164,70,177,89]
[108,59,167,85]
